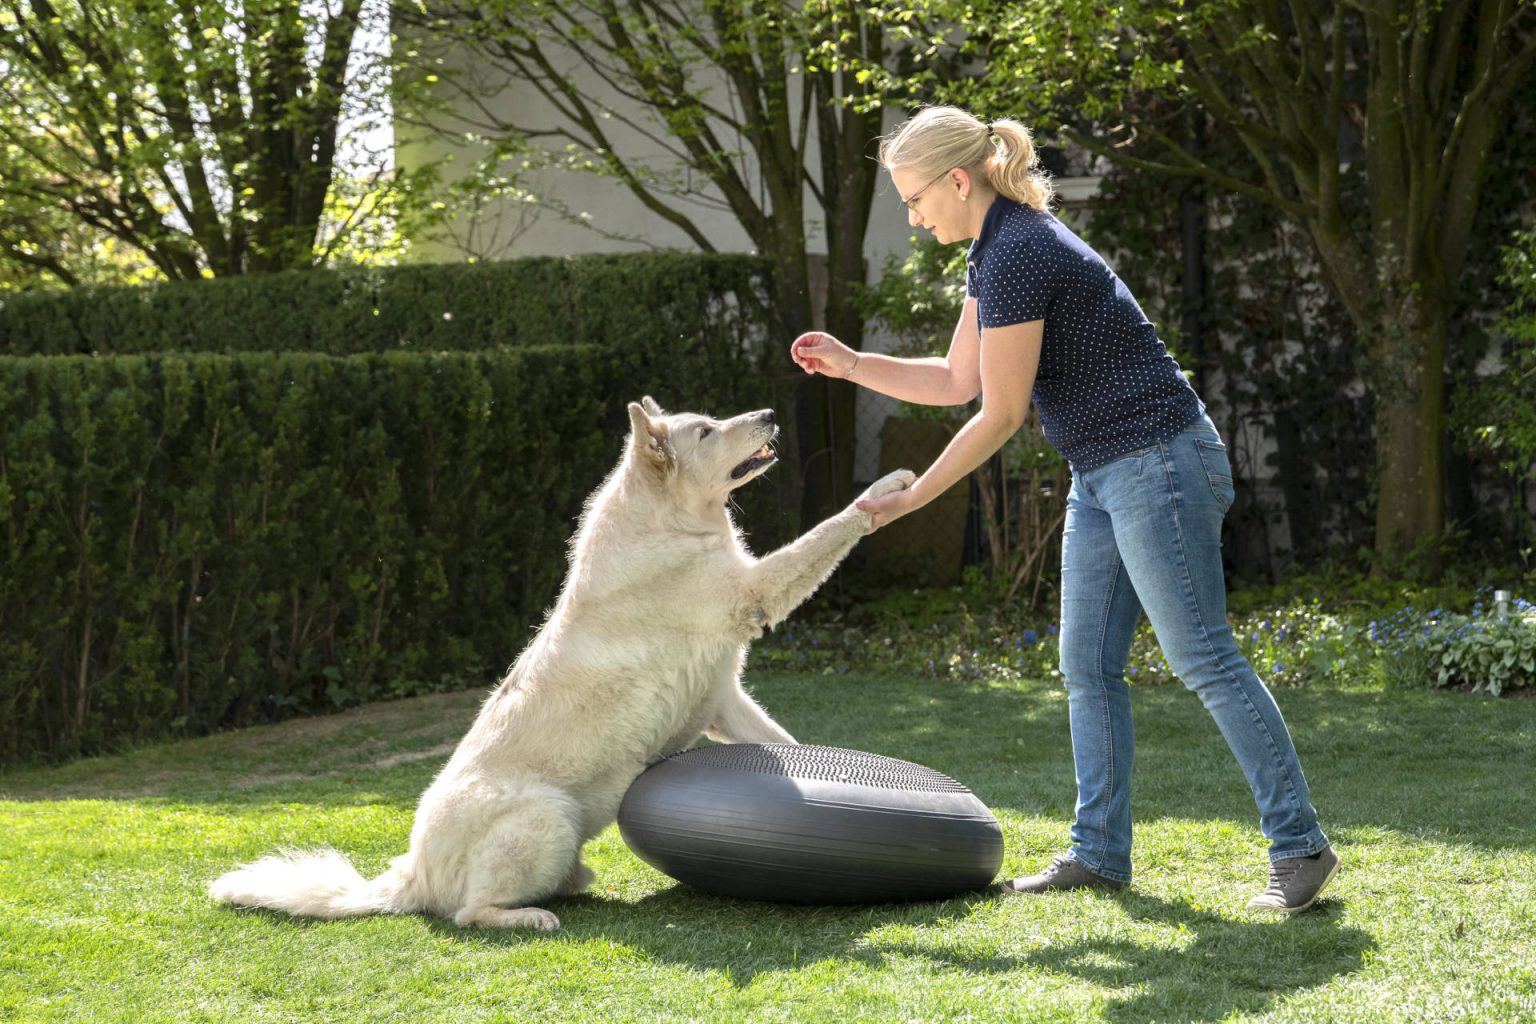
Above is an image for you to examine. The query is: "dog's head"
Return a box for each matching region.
[626,396,778,500]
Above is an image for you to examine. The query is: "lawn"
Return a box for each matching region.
[3,669,1534,1023]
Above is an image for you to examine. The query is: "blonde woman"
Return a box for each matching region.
[791,106,1338,913]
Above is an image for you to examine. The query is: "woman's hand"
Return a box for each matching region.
[856,483,922,534]
[790,331,857,378]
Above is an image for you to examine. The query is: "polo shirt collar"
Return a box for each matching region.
[968,194,1011,262]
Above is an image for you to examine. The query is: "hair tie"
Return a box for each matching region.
[986,125,997,140]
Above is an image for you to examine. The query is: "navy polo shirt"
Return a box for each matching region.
[966,197,1204,471]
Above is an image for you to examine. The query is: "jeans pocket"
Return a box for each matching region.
[1193,438,1235,512]
[1102,444,1159,478]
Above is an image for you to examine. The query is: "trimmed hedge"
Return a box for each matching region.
[0,252,806,763]
[0,253,799,763]
[0,347,623,762]
[0,252,775,356]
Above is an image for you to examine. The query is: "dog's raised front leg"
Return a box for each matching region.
[747,469,914,628]
[704,685,796,745]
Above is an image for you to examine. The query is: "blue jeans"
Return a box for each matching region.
[1058,416,1328,882]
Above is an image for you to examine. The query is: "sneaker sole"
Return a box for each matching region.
[1000,878,1126,895]
[1251,853,1341,915]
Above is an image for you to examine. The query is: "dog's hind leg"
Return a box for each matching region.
[556,860,596,896]
[451,790,581,932]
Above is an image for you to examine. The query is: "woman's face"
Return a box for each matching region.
[890,165,970,244]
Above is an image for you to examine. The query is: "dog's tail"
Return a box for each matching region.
[209,848,413,920]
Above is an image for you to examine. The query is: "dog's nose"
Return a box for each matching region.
[759,410,775,425]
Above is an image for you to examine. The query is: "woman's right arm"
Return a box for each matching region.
[790,297,982,408]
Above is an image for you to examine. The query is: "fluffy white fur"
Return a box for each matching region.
[209,396,914,931]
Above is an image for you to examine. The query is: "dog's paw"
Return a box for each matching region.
[861,469,916,502]
[454,904,562,931]
[523,908,562,932]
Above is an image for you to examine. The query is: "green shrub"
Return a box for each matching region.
[0,347,620,762]
[0,252,774,357]
[0,249,804,764]
[1432,609,1536,695]
[764,571,1536,700]
[1367,597,1536,695]
[1454,227,1536,480]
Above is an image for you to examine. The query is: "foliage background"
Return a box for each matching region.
[0,253,792,764]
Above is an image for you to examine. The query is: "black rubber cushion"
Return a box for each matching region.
[617,744,1003,905]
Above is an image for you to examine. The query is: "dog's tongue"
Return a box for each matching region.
[731,445,776,480]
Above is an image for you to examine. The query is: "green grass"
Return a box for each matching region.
[3,671,1535,1023]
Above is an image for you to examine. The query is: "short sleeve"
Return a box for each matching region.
[976,237,1054,329]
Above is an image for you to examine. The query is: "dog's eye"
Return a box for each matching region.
[698,427,712,439]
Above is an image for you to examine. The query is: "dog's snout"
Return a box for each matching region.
[758,410,775,426]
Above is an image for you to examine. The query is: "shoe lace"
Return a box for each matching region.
[1265,859,1301,892]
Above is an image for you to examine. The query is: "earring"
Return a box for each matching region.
[961,193,968,202]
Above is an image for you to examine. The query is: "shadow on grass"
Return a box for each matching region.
[417,881,1370,1023]
[975,892,1369,1024]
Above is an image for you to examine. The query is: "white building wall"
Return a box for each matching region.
[397,45,943,484]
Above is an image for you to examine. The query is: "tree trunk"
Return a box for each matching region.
[806,71,880,522]
[1371,289,1448,554]
[768,246,815,536]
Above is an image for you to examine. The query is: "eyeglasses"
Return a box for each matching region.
[899,168,952,211]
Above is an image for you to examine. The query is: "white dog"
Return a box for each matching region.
[210,397,913,930]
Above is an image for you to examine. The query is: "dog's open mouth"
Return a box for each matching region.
[730,443,778,480]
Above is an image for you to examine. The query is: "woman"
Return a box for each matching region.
[790,106,1338,913]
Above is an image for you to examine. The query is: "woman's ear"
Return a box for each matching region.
[951,167,974,200]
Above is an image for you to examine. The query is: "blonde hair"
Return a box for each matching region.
[877,106,1053,211]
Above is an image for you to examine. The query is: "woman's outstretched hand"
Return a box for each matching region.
[790,331,857,378]
[856,485,921,533]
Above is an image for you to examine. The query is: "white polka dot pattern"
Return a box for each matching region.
[965,199,1205,470]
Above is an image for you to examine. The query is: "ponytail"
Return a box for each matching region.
[984,119,1053,210]
[878,106,1053,211]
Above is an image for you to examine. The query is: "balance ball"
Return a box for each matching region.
[617,743,1003,905]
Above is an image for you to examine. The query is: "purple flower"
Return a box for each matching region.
[1022,629,1038,645]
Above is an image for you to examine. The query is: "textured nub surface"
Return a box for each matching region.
[665,743,970,793]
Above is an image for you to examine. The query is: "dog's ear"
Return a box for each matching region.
[627,401,673,468]
[640,395,665,417]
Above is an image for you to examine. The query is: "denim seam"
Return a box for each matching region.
[1090,549,1117,876]
[1162,439,1314,855]
[1065,486,1127,882]
[1095,560,1137,883]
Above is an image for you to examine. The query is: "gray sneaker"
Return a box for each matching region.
[1001,855,1126,894]
[1247,846,1341,913]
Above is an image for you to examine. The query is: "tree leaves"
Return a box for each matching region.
[0,0,406,283]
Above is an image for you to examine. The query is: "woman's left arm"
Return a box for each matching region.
[858,319,1044,531]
